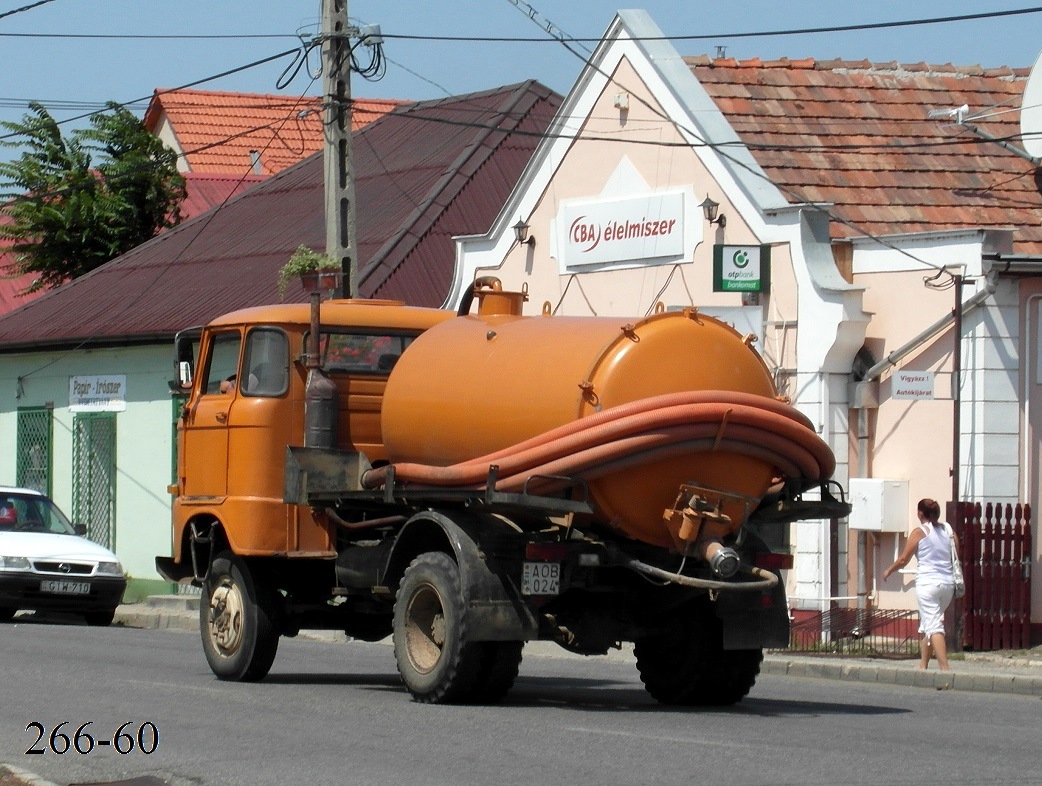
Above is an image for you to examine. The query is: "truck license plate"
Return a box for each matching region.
[40,580,90,595]
[522,562,560,595]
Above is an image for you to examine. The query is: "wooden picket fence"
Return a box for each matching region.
[948,501,1033,650]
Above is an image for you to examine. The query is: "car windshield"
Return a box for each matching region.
[0,493,77,535]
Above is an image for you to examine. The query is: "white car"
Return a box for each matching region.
[0,486,126,626]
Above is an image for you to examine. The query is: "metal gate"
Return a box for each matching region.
[16,406,53,494]
[950,502,1033,650]
[72,413,117,550]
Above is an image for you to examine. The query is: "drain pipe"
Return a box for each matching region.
[852,269,997,605]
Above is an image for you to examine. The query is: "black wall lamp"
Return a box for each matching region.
[512,217,536,246]
[700,195,727,228]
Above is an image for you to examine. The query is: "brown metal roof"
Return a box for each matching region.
[0,81,561,351]
[688,57,1042,252]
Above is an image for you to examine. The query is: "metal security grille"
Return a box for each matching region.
[16,407,53,494]
[72,413,117,550]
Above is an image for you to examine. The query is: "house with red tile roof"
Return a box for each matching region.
[449,11,1042,639]
[143,88,401,175]
[0,88,397,313]
[0,81,560,594]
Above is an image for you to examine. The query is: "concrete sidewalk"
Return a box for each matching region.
[114,595,1042,698]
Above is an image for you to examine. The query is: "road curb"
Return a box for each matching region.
[760,655,1042,696]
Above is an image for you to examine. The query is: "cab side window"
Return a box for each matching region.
[202,332,243,395]
[242,328,289,396]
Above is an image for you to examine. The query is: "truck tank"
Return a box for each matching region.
[378,284,832,550]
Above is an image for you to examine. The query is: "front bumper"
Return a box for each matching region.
[0,573,127,613]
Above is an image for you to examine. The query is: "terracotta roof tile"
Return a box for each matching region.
[143,88,403,175]
[691,57,1042,253]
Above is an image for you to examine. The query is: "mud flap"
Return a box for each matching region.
[714,575,790,650]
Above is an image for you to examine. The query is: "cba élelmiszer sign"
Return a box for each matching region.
[557,191,688,270]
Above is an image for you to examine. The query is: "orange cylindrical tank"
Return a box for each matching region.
[381,305,783,547]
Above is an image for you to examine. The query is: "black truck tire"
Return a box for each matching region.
[634,609,762,706]
[393,552,487,703]
[472,641,524,704]
[200,552,280,682]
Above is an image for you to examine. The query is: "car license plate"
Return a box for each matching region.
[40,580,90,595]
[522,562,560,595]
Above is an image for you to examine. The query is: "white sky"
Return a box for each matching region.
[1,0,1040,153]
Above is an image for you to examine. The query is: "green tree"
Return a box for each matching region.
[0,101,186,292]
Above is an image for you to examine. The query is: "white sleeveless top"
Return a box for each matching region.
[916,521,952,585]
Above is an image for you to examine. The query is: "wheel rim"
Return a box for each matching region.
[208,577,246,657]
[404,581,446,674]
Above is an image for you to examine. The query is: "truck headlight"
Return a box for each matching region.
[0,555,31,570]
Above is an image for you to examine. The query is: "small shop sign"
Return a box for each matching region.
[69,375,127,412]
[713,244,771,292]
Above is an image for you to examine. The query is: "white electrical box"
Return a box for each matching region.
[847,478,909,532]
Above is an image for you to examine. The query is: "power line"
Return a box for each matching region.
[0,0,58,22]
[2,6,1040,44]
[382,6,1042,43]
[0,46,300,142]
[0,31,296,39]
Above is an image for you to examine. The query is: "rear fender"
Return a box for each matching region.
[383,510,537,641]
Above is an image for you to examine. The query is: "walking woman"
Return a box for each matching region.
[883,498,959,671]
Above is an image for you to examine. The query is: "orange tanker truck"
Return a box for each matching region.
[157,277,848,705]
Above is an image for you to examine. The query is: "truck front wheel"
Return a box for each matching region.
[393,552,486,703]
[200,552,280,682]
[634,609,762,706]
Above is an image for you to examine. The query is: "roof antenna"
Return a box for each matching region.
[929,103,1040,166]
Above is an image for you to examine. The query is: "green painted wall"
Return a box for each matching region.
[0,344,177,585]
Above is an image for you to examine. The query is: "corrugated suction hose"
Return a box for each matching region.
[362,390,832,493]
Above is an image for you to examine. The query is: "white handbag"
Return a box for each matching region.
[944,522,966,599]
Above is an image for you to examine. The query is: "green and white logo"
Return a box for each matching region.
[713,244,771,292]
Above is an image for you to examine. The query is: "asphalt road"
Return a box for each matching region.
[2,620,1040,786]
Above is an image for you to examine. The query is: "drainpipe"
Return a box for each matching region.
[852,269,997,605]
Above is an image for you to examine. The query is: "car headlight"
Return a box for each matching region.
[96,561,124,576]
[0,555,32,570]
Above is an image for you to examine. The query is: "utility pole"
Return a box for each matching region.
[322,0,357,298]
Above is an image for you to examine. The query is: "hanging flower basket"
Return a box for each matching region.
[277,245,341,298]
[299,269,343,293]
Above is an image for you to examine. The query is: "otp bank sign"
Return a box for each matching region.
[558,192,686,268]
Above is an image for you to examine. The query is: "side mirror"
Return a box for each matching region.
[174,328,201,391]
[73,523,87,536]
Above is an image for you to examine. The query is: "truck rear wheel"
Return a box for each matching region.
[393,552,486,703]
[200,552,280,682]
[634,610,762,706]
[472,641,524,703]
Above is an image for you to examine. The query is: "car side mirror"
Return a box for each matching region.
[73,523,87,536]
